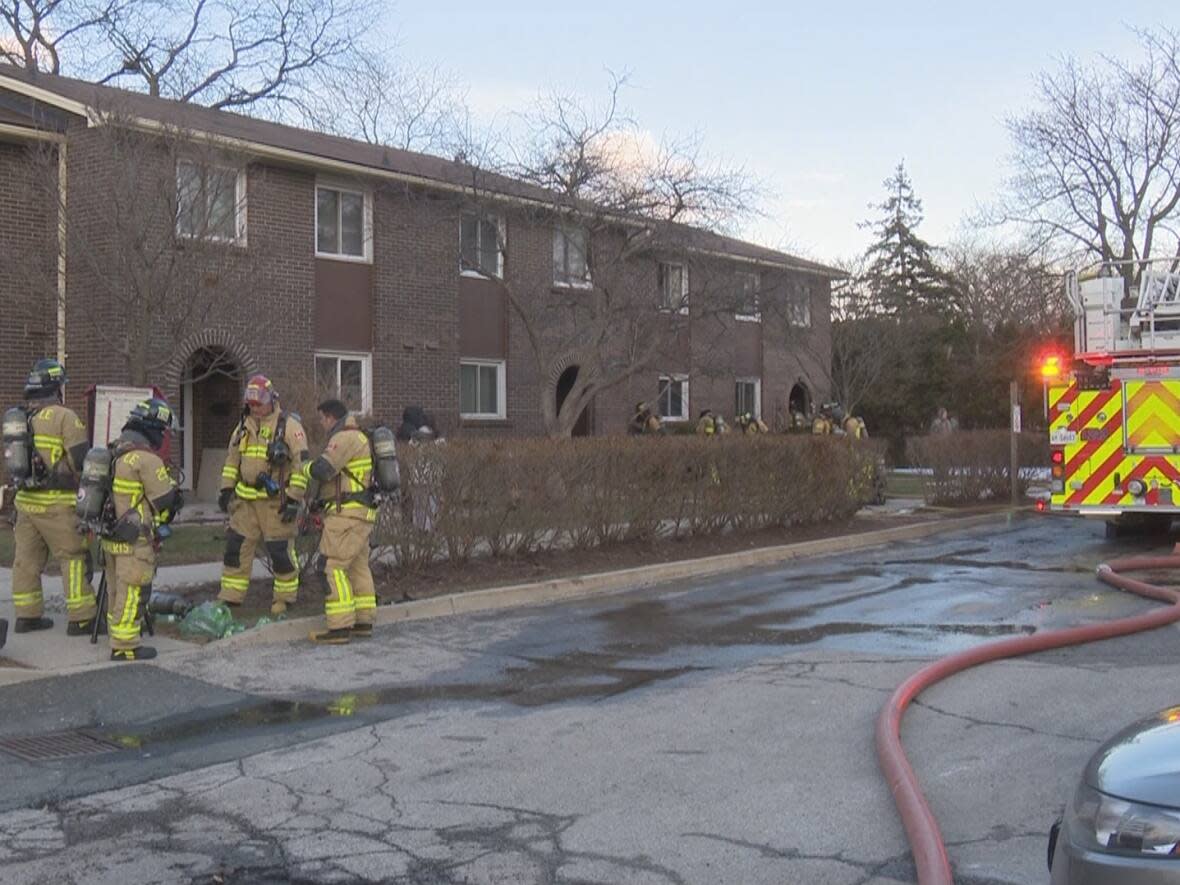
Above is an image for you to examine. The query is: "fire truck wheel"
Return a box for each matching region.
[1105,515,1174,539]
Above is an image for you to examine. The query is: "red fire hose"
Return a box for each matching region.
[876,551,1180,885]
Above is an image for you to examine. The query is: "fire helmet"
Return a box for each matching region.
[244,375,276,408]
[124,398,174,449]
[24,358,67,399]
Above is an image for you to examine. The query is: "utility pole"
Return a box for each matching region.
[1010,380,1021,507]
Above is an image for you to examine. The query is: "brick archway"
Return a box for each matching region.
[162,329,258,391]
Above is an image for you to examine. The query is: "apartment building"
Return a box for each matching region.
[0,64,840,496]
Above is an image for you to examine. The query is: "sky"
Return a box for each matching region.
[386,1,1177,265]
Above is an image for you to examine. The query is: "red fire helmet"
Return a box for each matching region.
[244,374,276,407]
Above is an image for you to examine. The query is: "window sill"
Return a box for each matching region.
[316,251,372,265]
[735,314,762,323]
[553,280,593,291]
[661,416,689,423]
[459,416,510,428]
[176,232,247,249]
[460,414,508,422]
[460,268,503,281]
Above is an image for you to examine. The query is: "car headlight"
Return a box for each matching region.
[1066,783,1180,856]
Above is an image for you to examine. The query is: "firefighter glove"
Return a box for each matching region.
[279,498,300,523]
[218,488,233,513]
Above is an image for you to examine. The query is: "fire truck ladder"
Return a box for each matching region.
[1132,268,1180,334]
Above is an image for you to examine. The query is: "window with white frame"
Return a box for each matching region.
[314,351,372,415]
[657,375,689,421]
[658,262,688,313]
[176,160,245,243]
[316,184,370,260]
[789,282,812,327]
[460,359,506,419]
[460,211,503,278]
[553,225,591,287]
[735,377,761,419]
[735,271,761,321]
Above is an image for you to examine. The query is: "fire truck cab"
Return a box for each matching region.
[1048,260,1180,535]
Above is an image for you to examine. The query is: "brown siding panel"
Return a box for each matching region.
[733,322,762,377]
[458,276,507,359]
[315,259,372,351]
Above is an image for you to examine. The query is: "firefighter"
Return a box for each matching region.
[217,375,309,615]
[695,409,717,436]
[843,414,868,439]
[103,399,183,661]
[7,359,98,635]
[629,402,663,435]
[738,412,770,435]
[304,399,377,644]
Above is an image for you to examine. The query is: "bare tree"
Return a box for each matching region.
[302,49,467,154]
[3,0,375,120]
[944,239,1070,338]
[18,102,258,385]
[450,75,763,436]
[995,27,1180,280]
[0,0,119,72]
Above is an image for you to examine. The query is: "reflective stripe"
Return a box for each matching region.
[14,490,76,507]
[13,591,42,605]
[32,434,64,464]
[354,594,377,611]
[288,473,309,489]
[220,575,250,590]
[241,445,269,458]
[234,482,269,500]
[109,585,141,641]
[221,466,239,479]
[274,576,299,592]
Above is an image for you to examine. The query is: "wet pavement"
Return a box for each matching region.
[2,513,1179,883]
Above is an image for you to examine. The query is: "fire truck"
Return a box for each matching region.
[1047,260,1180,535]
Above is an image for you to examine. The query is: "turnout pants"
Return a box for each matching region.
[317,515,376,630]
[104,541,155,651]
[218,498,299,605]
[12,505,97,623]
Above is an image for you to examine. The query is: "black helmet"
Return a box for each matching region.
[24,358,67,399]
[124,398,175,448]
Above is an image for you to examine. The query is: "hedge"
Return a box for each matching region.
[906,430,1049,506]
[361,435,884,571]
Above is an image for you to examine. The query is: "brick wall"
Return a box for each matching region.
[0,138,58,414]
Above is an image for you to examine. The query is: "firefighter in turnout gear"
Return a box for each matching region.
[305,399,377,644]
[103,399,183,661]
[217,375,309,615]
[8,359,98,635]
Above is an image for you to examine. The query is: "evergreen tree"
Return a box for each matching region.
[860,161,952,316]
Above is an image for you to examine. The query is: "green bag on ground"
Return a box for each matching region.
[179,601,237,640]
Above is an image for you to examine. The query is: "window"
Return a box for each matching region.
[735,271,761,321]
[789,282,812,327]
[460,359,506,419]
[657,375,689,421]
[658,262,688,313]
[735,378,761,419]
[460,212,503,278]
[316,184,370,260]
[314,351,372,415]
[553,225,591,287]
[176,160,244,243]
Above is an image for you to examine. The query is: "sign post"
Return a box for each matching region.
[1010,380,1021,507]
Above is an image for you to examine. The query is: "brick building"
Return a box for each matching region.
[0,65,841,499]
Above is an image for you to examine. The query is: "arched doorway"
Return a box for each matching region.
[179,347,244,499]
[556,365,593,437]
[788,382,811,420]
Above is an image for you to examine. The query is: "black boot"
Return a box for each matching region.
[110,646,157,662]
[351,623,373,639]
[0,618,7,650]
[14,617,54,633]
[68,619,107,637]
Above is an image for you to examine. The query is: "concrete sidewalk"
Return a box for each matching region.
[0,558,271,684]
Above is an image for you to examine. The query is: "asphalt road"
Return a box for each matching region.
[2,513,1179,884]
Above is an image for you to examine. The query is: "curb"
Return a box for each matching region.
[207,509,1020,651]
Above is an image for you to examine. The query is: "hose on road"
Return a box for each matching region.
[875,550,1180,885]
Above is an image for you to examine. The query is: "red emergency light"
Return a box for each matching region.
[1051,450,1064,465]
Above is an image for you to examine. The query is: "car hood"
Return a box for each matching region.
[1085,706,1180,808]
